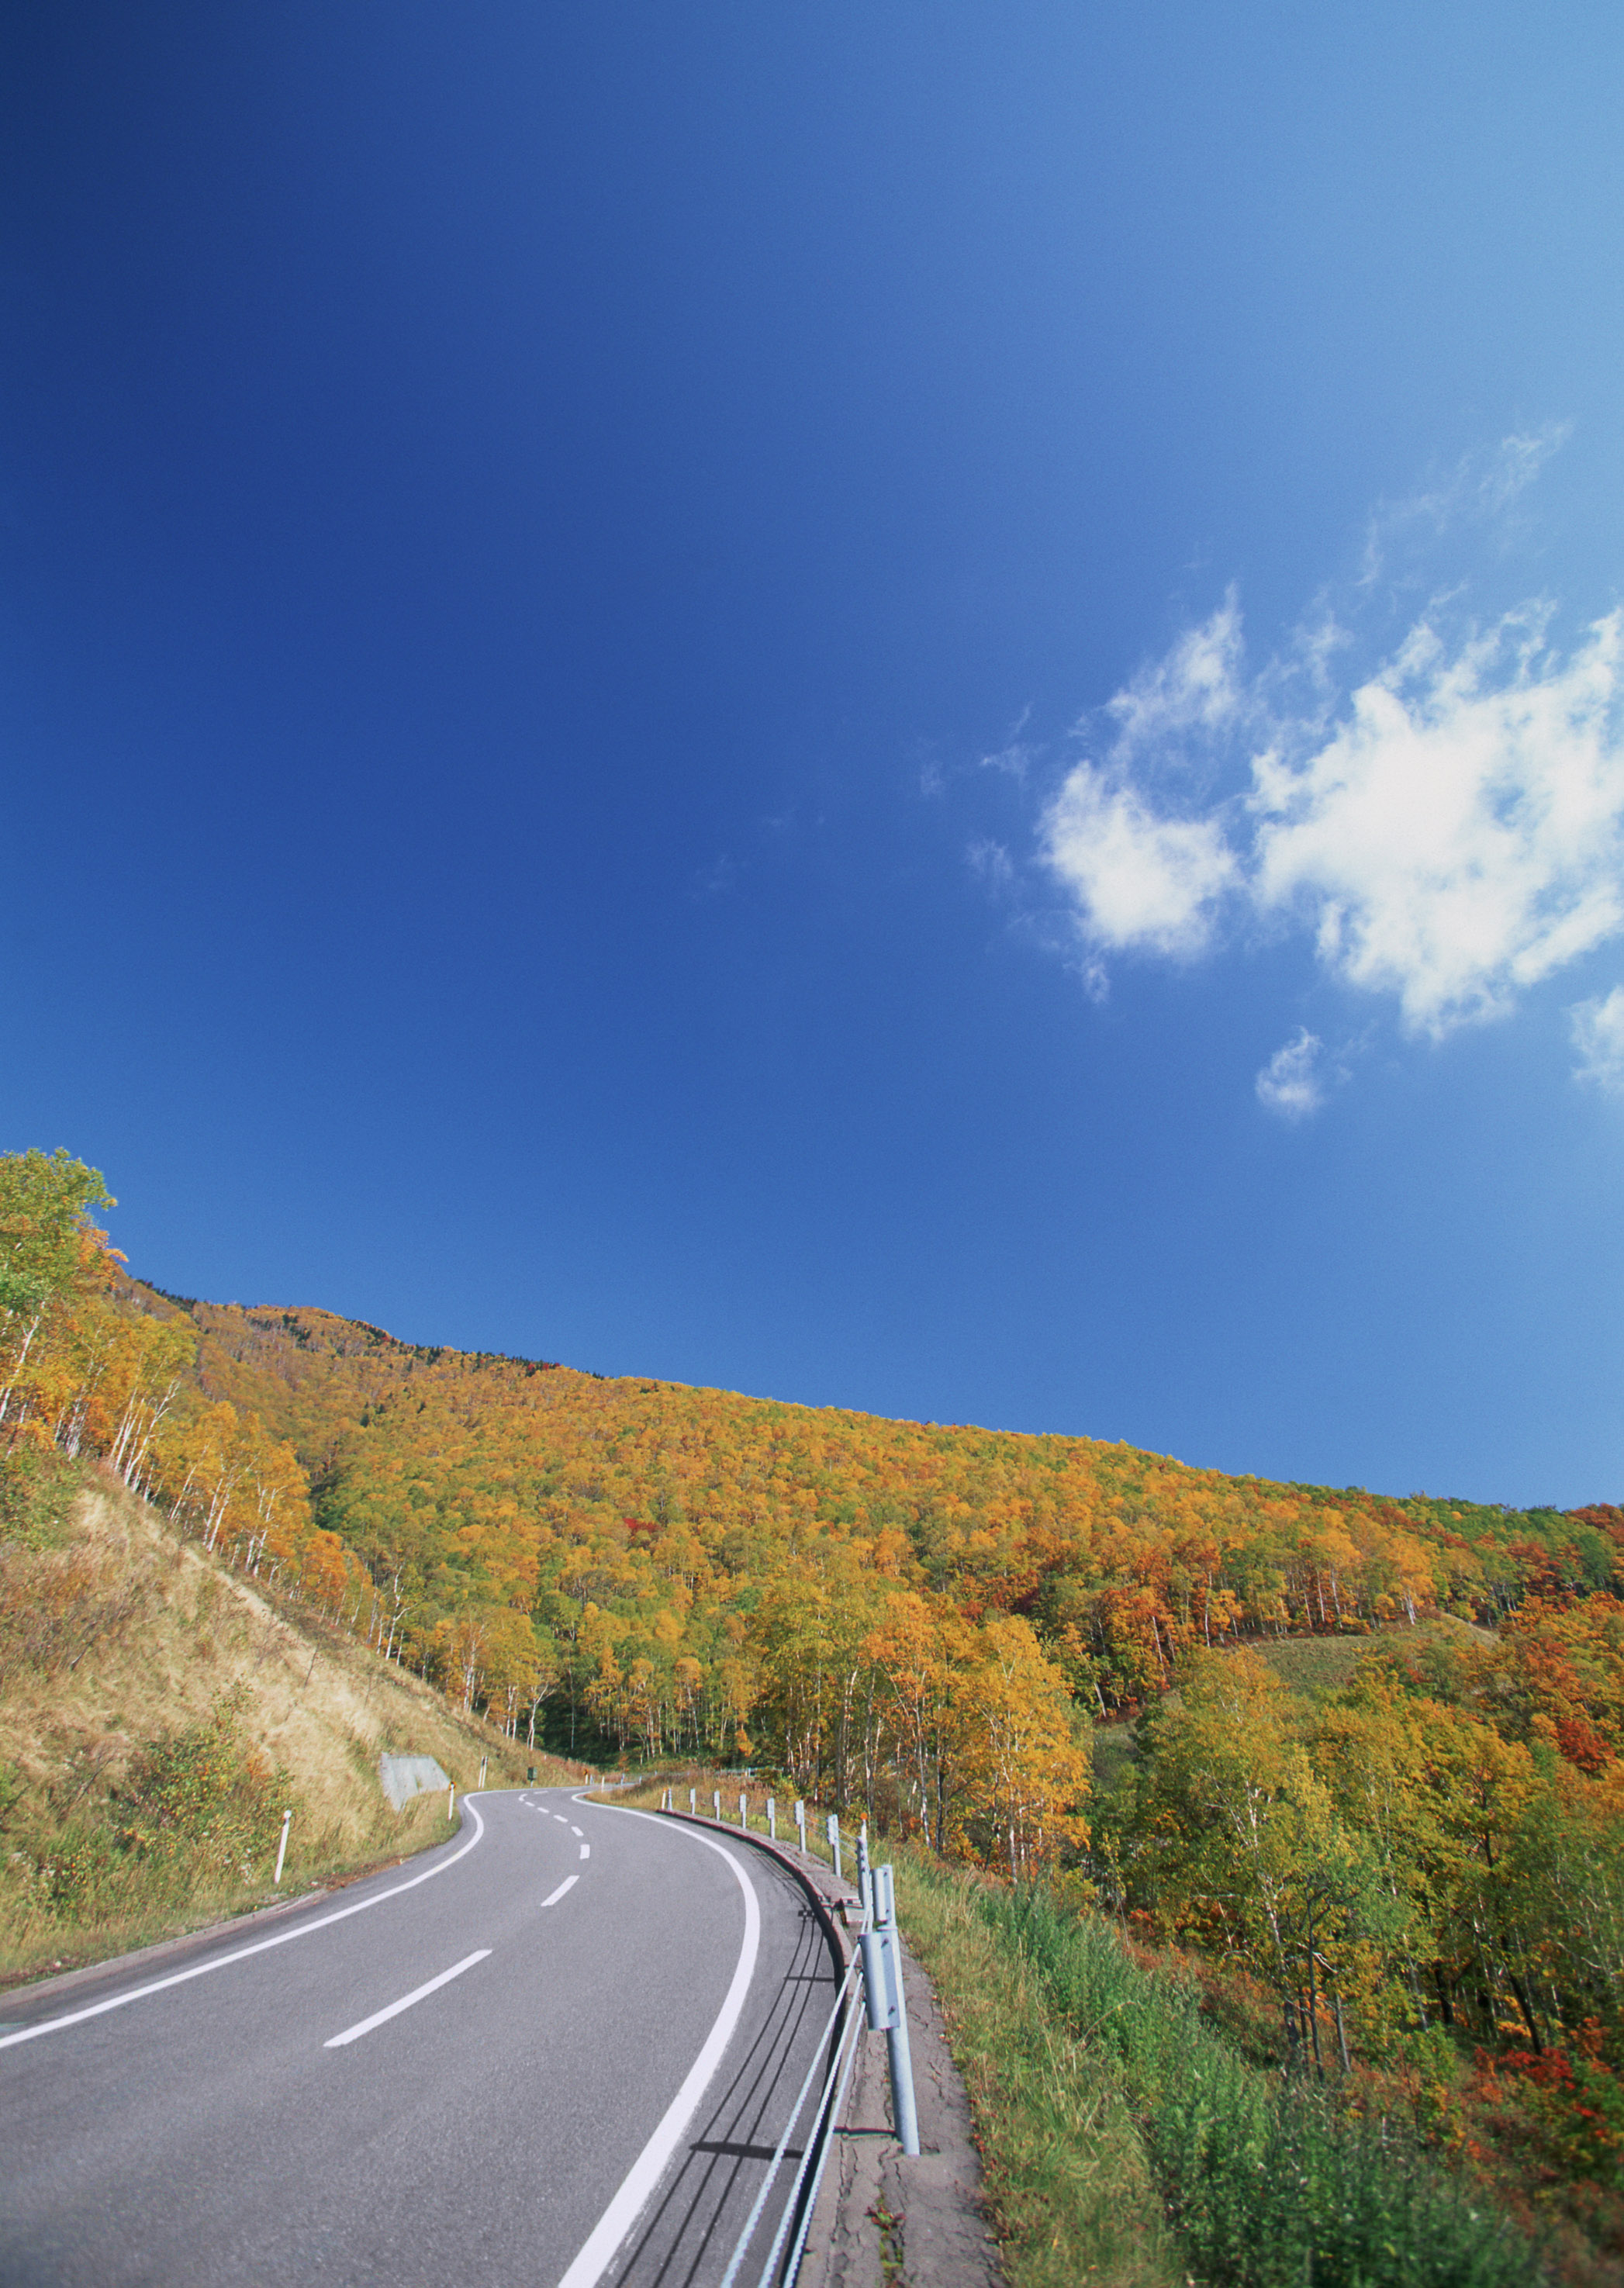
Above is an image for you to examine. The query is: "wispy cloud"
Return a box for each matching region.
[1570,987,1624,1095]
[967,838,1015,893]
[1101,589,1246,764]
[1256,1028,1327,1121]
[1357,427,1570,587]
[692,852,739,897]
[980,704,1037,784]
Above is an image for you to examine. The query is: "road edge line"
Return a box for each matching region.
[553,1802,762,2288]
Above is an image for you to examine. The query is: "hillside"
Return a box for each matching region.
[0,1463,560,1984]
[156,1283,1620,1737]
[9,1148,1624,2267]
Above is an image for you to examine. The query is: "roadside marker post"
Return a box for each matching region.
[479,1755,487,1790]
[767,1796,776,1840]
[689,1788,697,1814]
[447,1785,455,1822]
[827,1813,841,1882]
[712,1789,722,1820]
[738,1792,748,1828]
[795,1800,807,1855]
[273,1809,292,1888]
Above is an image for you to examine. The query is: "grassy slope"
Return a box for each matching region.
[0,1468,576,1982]
[1243,1616,1497,1699]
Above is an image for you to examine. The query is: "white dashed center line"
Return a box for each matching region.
[323,1950,491,2049]
[579,1843,590,1860]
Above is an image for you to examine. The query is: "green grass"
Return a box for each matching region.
[1090,1723,1135,1796]
[893,1850,1182,2288]
[955,1878,1538,2288]
[1239,1618,1496,1702]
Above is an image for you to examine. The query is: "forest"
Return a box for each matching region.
[6,1146,1624,2238]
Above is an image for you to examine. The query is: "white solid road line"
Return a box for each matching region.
[323,1949,491,2049]
[554,1806,761,2288]
[0,1800,490,2054]
[541,1876,578,1906]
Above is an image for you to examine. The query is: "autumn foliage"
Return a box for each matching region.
[5,1149,1623,1925]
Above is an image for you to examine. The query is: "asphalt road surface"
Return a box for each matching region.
[0,1789,845,2288]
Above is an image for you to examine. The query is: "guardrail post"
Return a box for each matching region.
[795,1799,807,1855]
[827,1813,841,1882]
[767,1795,776,1840]
[273,1808,292,1886]
[872,1865,920,2156]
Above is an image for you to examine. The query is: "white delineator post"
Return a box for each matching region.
[827,1813,841,1882]
[273,1809,292,1887]
[689,1787,697,1815]
[795,1799,807,1855]
[738,1792,748,1828]
[447,1784,456,1822]
[712,1789,721,1820]
[767,1796,776,1841]
[479,1755,487,1790]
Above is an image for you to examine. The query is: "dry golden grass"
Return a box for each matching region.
[0,1472,579,1982]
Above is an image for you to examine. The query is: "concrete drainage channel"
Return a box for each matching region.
[644,1791,1001,2288]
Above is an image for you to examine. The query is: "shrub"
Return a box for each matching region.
[117,1690,292,1875]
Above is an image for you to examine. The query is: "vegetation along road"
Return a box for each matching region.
[0,1788,841,2286]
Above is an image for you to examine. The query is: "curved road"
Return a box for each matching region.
[0,1789,845,2287]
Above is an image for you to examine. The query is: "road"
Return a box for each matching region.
[0,1789,846,2288]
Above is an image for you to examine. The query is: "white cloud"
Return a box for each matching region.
[1100,591,1245,762]
[1570,987,1624,1094]
[1041,600,1624,1049]
[1041,762,1238,956]
[1256,1029,1326,1120]
[1252,610,1624,1034]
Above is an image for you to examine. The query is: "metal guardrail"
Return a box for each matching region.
[649,1795,919,2287]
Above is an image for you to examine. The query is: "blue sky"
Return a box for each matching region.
[5,4,1623,1506]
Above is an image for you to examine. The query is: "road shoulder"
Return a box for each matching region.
[799,1923,1002,2288]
